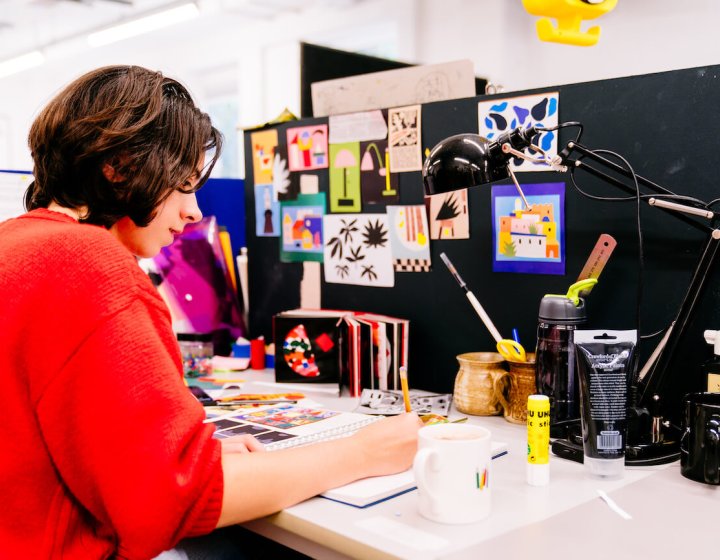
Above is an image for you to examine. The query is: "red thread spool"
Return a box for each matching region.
[250,337,266,370]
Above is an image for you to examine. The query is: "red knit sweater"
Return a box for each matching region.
[0,209,224,559]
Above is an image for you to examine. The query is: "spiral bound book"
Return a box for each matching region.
[207,403,382,450]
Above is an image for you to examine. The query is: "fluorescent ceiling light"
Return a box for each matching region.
[87,2,200,47]
[0,51,45,79]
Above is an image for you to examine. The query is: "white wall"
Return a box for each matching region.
[2,0,720,172]
[415,0,720,93]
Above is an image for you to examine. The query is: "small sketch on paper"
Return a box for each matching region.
[324,214,394,287]
[428,189,469,240]
[388,105,422,173]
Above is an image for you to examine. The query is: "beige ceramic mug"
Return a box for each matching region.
[454,352,510,416]
[503,352,538,424]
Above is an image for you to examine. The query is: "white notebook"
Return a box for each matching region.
[320,440,509,508]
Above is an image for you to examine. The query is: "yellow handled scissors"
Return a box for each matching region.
[496,339,527,362]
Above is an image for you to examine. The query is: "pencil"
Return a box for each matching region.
[399,366,411,413]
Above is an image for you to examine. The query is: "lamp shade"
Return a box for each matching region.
[422,133,512,195]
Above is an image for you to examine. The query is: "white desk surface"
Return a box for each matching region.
[231,369,718,560]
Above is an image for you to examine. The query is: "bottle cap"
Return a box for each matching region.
[538,295,587,324]
[584,456,624,479]
[526,462,549,486]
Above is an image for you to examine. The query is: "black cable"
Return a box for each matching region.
[569,148,644,383]
[640,327,668,340]
[536,121,584,144]
[569,176,708,207]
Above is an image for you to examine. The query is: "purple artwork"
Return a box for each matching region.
[150,216,245,344]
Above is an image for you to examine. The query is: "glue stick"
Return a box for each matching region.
[527,394,550,486]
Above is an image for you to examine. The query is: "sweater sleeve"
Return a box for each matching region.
[35,294,224,559]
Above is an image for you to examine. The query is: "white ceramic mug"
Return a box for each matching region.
[413,423,492,524]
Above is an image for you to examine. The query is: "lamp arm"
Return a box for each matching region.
[562,141,712,234]
[560,139,720,413]
[638,228,720,408]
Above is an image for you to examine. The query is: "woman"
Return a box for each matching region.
[0,65,419,559]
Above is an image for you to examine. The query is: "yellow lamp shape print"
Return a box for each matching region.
[360,142,396,196]
[334,148,357,207]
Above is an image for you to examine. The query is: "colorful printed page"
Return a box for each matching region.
[254,183,280,237]
[323,214,394,287]
[207,403,381,450]
[386,205,432,272]
[477,92,559,172]
[279,193,326,263]
[286,124,329,171]
[329,142,361,212]
[427,189,469,240]
[360,138,399,206]
[250,129,278,184]
[491,182,565,275]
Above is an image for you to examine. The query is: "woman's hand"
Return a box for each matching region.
[352,412,422,477]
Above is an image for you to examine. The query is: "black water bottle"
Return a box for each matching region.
[535,293,588,438]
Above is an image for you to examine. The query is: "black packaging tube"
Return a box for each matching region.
[574,330,637,479]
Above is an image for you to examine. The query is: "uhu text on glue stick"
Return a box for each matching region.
[527,394,550,486]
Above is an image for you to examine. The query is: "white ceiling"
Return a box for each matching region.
[0,0,363,62]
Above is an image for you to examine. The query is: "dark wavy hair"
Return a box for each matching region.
[25,65,223,227]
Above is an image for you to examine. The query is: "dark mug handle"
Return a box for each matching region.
[704,415,720,484]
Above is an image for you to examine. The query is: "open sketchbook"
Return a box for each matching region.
[320,440,508,508]
[207,404,507,509]
[206,403,381,450]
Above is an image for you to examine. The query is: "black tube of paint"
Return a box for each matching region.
[574,330,637,479]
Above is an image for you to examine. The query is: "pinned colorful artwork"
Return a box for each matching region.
[478,92,559,172]
[324,214,394,287]
[286,124,328,171]
[360,139,399,206]
[388,105,422,172]
[491,182,565,275]
[279,193,326,263]
[250,129,278,184]
[254,183,280,237]
[386,205,432,272]
[427,189,470,240]
[329,142,361,212]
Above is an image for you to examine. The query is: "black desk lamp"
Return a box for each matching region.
[423,124,720,465]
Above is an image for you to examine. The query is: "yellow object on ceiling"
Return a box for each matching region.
[521,0,618,47]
